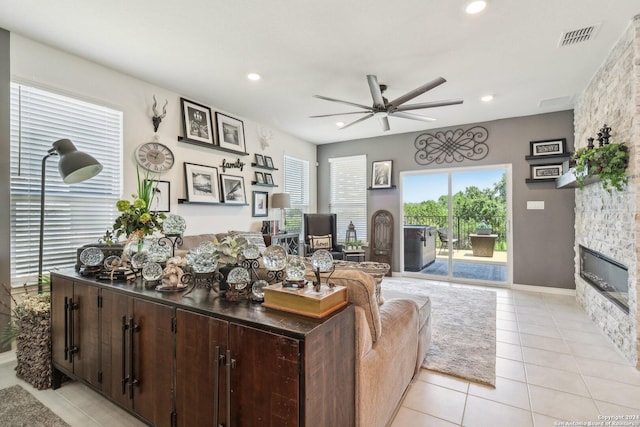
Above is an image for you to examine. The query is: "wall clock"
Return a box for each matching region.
[135,142,175,172]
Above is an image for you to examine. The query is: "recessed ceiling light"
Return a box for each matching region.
[481,94,494,102]
[465,1,486,14]
[336,121,345,127]
[247,72,261,81]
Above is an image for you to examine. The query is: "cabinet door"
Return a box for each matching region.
[175,309,229,427]
[100,289,132,410]
[229,324,300,426]
[51,276,74,373]
[72,283,100,387]
[132,298,174,427]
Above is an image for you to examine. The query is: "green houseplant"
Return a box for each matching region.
[475,221,492,235]
[574,143,629,192]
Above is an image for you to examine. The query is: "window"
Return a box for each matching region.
[283,155,309,233]
[10,83,122,283]
[329,155,367,243]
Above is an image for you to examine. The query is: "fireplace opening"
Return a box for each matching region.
[579,245,629,314]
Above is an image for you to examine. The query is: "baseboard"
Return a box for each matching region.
[511,283,576,296]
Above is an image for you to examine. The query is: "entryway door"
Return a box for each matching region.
[400,164,512,286]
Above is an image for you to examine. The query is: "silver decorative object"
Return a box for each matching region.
[252,280,269,300]
[414,126,489,165]
[197,241,216,253]
[227,267,250,290]
[311,250,334,292]
[130,252,149,270]
[286,256,306,281]
[242,244,261,260]
[142,262,163,281]
[162,214,186,236]
[80,247,104,267]
[186,251,218,273]
[104,255,122,269]
[147,240,171,263]
[263,245,287,271]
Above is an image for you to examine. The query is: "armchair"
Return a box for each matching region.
[303,213,345,260]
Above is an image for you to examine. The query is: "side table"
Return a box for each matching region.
[343,249,365,263]
[264,232,300,255]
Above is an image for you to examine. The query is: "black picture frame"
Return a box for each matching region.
[180,98,215,146]
[371,160,393,188]
[220,174,247,204]
[255,153,265,166]
[264,173,274,185]
[530,163,563,180]
[529,138,567,157]
[252,191,269,217]
[264,156,274,168]
[255,171,265,184]
[215,112,246,154]
[145,179,170,212]
[184,162,220,203]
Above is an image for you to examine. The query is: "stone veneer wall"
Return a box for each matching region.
[573,15,640,367]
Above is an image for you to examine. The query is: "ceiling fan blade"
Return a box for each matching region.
[367,75,386,109]
[309,111,373,118]
[378,115,390,131]
[340,113,375,130]
[389,111,436,122]
[393,99,464,112]
[388,77,447,108]
[313,95,372,111]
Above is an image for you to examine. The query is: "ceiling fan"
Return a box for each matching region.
[310,75,463,131]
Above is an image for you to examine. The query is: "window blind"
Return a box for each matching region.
[329,155,367,243]
[283,155,309,233]
[10,83,123,282]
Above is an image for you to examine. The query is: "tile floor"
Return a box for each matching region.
[1,280,639,427]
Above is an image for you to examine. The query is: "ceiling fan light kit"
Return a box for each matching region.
[311,75,463,131]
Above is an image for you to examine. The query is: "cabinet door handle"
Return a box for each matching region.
[129,317,140,399]
[63,297,69,361]
[68,300,78,360]
[213,346,221,427]
[225,349,232,427]
[121,316,128,395]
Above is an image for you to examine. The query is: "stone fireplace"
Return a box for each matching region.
[573,15,639,367]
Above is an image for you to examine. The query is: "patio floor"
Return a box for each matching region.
[416,249,507,282]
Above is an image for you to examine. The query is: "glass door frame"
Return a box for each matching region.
[399,163,513,287]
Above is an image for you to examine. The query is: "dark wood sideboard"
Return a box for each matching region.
[50,270,355,427]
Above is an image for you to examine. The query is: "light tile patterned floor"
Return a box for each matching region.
[1,281,639,427]
[391,283,640,427]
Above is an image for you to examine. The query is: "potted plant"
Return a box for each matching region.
[574,143,629,192]
[475,221,493,235]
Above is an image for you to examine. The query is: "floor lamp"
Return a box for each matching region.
[38,139,103,293]
[271,193,290,234]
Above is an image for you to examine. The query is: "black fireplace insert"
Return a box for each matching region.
[579,245,629,314]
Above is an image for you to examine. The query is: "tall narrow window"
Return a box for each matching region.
[10,83,123,282]
[329,155,367,242]
[283,155,309,233]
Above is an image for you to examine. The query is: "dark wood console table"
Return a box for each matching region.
[50,270,354,426]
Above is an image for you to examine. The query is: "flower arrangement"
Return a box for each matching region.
[212,235,249,265]
[103,167,165,245]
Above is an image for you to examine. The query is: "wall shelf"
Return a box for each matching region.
[525,153,571,161]
[525,178,556,184]
[177,136,249,156]
[178,199,249,206]
[251,182,278,188]
[251,163,278,171]
[368,185,397,190]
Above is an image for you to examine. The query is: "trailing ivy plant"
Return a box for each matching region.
[574,142,629,192]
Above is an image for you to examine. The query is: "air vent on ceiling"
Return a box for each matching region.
[559,24,600,47]
[539,96,573,108]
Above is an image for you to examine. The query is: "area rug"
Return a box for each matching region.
[382,277,497,387]
[0,385,69,427]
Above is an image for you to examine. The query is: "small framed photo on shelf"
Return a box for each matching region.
[184,163,220,203]
[145,179,170,212]
[529,138,566,157]
[180,98,215,145]
[264,156,274,169]
[255,153,265,167]
[220,174,247,204]
[252,191,269,217]
[530,163,563,180]
[255,171,265,184]
[215,112,246,154]
[264,173,274,185]
[371,160,393,188]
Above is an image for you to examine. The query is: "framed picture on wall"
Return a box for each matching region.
[255,153,265,167]
[180,98,215,146]
[215,112,247,154]
[255,171,265,184]
[220,174,247,204]
[264,156,274,169]
[264,173,274,185]
[184,162,220,203]
[530,163,563,180]
[252,191,269,217]
[371,160,393,188]
[529,138,566,157]
[145,179,170,212]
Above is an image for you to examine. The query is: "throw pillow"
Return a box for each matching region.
[308,234,332,251]
[228,231,267,253]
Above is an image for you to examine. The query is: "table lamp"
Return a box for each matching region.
[271,193,290,234]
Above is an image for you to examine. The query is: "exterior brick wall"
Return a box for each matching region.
[573,15,639,366]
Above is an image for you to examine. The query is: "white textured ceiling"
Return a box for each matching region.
[0,0,638,144]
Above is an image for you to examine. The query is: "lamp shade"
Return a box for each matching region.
[271,193,291,209]
[53,138,103,184]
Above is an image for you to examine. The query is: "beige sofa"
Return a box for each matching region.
[178,233,432,427]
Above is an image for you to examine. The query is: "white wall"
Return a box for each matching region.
[10,34,317,235]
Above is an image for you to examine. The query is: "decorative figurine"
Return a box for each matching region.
[152,95,168,132]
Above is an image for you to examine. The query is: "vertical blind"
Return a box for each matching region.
[283,155,309,233]
[10,83,123,282]
[329,155,367,243]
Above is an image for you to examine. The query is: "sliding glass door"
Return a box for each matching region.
[401,165,511,285]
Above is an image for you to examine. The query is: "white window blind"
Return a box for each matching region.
[329,155,367,243]
[10,83,123,282]
[283,155,309,233]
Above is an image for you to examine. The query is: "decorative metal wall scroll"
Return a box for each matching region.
[414,126,489,165]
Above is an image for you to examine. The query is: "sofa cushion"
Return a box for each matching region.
[228,230,267,252]
[308,234,332,251]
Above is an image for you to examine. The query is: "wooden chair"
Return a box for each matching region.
[370,210,393,276]
[437,228,458,254]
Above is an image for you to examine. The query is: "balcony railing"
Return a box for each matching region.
[404,215,506,251]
